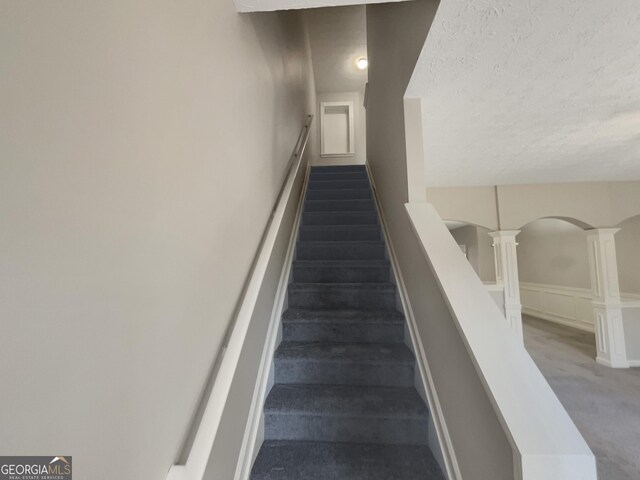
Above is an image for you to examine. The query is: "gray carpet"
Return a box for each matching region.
[251,165,444,479]
[523,315,640,480]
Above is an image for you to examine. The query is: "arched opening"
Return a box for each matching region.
[516,217,596,359]
[519,215,595,231]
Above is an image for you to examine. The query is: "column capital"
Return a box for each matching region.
[488,230,521,240]
[586,227,620,237]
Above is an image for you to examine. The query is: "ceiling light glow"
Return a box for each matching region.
[356,57,368,70]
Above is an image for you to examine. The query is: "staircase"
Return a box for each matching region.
[250,165,444,480]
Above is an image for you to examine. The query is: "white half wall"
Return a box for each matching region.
[521,283,594,332]
[521,282,640,366]
[0,3,315,479]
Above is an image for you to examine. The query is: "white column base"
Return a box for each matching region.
[593,304,629,369]
[587,228,630,369]
[505,304,523,343]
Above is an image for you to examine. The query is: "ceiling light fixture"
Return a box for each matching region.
[356,57,368,70]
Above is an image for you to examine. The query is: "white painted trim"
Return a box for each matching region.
[484,283,504,292]
[233,165,311,480]
[365,164,461,480]
[621,292,640,308]
[166,116,313,480]
[629,360,640,367]
[520,282,594,332]
[521,282,640,330]
[596,355,630,369]
[320,101,355,157]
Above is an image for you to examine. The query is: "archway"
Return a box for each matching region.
[516,218,597,360]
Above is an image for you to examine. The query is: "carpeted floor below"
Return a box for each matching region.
[523,315,640,480]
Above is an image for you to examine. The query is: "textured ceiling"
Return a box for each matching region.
[408,0,640,187]
[304,5,367,94]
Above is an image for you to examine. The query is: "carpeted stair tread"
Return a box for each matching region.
[287,282,397,309]
[306,188,372,201]
[302,211,378,225]
[281,309,405,343]
[295,240,386,261]
[265,384,427,419]
[304,198,375,212]
[289,282,396,291]
[299,224,381,241]
[292,259,390,283]
[292,259,390,268]
[309,171,369,182]
[282,308,404,324]
[307,179,371,190]
[275,341,414,365]
[250,441,445,480]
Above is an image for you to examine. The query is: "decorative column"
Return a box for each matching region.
[489,231,523,342]
[586,228,628,368]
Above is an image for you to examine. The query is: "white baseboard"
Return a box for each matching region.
[365,163,461,480]
[522,308,595,333]
[596,356,630,369]
[233,164,311,480]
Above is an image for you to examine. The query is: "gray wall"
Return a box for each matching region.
[366,2,513,478]
[450,225,496,283]
[617,215,640,295]
[517,219,590,289]
[516,216,640,295]
[0,2,315,479]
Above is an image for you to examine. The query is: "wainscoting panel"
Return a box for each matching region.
[520,283,594,332]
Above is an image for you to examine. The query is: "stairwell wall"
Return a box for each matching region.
[0,2,315,479]
[366,2,514,479]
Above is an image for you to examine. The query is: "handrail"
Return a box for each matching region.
[167,114,313,480]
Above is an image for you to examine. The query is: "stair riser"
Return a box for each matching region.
[275,361,414,387]
[306,189,372,201]
[302,212,378,226]
[296,244,385,261]
[309,172,368,182]
[305,200,374,212]
[299,227,381,242]
[282,322,404,343]
[288,289,396,310]
[265,415,428,445]
[292,265,389,283]
[308,179,371,190]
